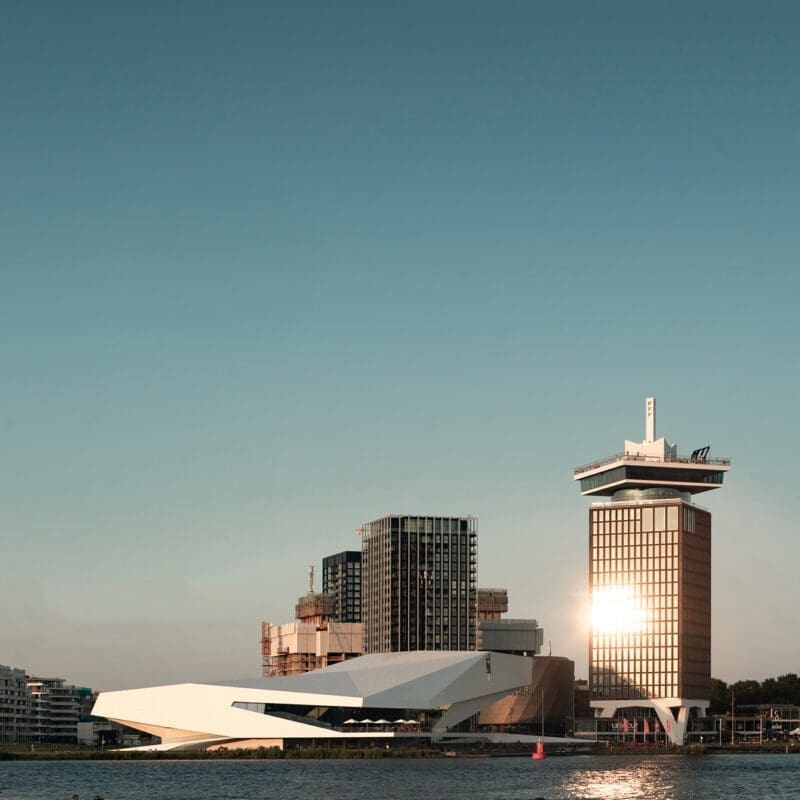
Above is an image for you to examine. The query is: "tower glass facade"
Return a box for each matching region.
[361,515,478,654]
[589,498,710,703]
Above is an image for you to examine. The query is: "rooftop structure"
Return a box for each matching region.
[294,594,335,625]
[477,588,509,620]
[574,397,730,497]
[477,618,543,657]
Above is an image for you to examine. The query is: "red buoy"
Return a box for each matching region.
[532,740,546,760]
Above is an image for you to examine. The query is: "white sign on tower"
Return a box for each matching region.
[645,397,656,443]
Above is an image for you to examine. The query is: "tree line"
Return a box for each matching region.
[710,674,800,712]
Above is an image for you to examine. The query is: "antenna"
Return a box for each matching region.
[307,565,315,595]
[645,397,656,443]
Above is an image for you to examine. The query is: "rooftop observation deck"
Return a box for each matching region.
[574,451,732,496]
[574,451,732,478]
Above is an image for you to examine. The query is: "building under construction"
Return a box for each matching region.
[260,567,364,677]
[477,587,509,620]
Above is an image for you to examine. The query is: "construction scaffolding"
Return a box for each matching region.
[477,587,509,620]
[261,571,363,678]
[260,618,364,677]
[295,593,335,625]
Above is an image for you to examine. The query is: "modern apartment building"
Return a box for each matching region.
[1,668,82,744]
[574,398,730,745]
[322,550,361,623]
[0,665,32,743]
[360,514,478,653]
[28,677,81,743]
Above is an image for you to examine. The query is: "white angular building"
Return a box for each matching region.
[92,650,532,751]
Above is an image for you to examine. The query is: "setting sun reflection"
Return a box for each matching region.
[591,585,648,634]
[561,762,676,800]
[564,769,648,799]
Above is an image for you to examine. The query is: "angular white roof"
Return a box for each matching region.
[93,651,533,750]
[222,650,513,708]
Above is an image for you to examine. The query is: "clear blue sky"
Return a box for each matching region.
[2,1,798,689]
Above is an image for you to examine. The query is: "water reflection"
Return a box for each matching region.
[2,755,799,800]
[561,761,675,800]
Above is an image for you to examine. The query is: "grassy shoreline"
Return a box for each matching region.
[2,741,797,761]
[1,746,438,761]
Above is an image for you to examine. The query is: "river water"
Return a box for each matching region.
[1,754,798,800]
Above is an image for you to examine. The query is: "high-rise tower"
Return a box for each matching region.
[322,550,362,623]
[360,515,478,654]
[574,399,730,744]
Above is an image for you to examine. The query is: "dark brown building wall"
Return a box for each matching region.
[679,506,711,699]
[589,500,711,703]
[478,656,575,734]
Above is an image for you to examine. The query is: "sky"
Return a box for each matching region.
[1,1,798,690]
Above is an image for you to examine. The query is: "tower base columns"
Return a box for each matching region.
[591,698,709,746]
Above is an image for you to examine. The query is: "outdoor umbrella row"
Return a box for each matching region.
[343,719,420,725]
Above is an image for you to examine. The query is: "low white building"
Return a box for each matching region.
[92,650,533,751]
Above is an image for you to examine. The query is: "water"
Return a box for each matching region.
[1,755,799,800]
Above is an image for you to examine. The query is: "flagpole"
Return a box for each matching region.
[541,687,544,739]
